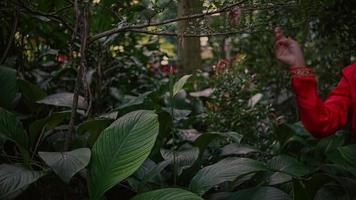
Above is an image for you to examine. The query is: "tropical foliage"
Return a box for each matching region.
[0,0,355,199]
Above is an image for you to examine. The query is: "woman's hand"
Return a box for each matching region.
[274,27,305,67]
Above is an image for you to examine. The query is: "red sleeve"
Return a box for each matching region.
[290,67,351,138]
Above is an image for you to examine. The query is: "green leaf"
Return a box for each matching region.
[29,111,71,145]
[220,144,259,156]
[131,188,203,200]
[316,134,343,155]
[327,144,356,168]
[173,75,192,97]
[0,65,17,108]
[189,157,269,196]
[273,124,295,146]
[0,110,30,162]
[268,172,292,185]
[17,79,47,102]
[0,164,43,199]
[116,92,152,110]
[38,148,91,183]
[162,108,191,121]
[88,110,159,199]
[136,160,170,192]
[227,186,291,200]
[194,132,243,151]
[268,155,310,177]
[78,118,113,146]
[37,92,88,109]
[161,146,199,175]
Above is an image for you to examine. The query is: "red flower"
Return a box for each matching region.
[160,64,178,74]
[56,54,68,63]
[216,59,229,71]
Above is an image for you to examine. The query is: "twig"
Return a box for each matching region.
[1,8,18,64]
[65,0,89,151]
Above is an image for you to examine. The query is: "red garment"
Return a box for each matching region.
[290,63,356,140]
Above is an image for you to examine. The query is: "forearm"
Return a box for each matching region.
[290,67,350,138]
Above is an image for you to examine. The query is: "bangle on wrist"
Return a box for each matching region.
[289,66,314,77]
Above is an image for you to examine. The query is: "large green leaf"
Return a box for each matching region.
[88,110,159,199]
[268,155,310,177]
[0,164,43,199]
[0,110,29,162]
[131,188,203,200]
[38,148,91,183]
[227,186,291,200]
[173,75,192,97]
[0,65,17,108]
[189,157,269,196]
[161,146,199,175]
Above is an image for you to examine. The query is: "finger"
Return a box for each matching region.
[274,38,289,51]
[274,27,285,41]
[276,38,289,46]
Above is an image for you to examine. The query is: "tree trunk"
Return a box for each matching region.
[177,0,202,74]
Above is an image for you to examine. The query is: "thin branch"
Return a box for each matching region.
[127,27,262,37]
[65,0,87,151]
[50,4,72,15]
[1,8,18,64]
[89,0,249,43]
[9,0,73,32]
[89,1,296,43]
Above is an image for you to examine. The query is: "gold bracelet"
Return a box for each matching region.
[289,67,314,77]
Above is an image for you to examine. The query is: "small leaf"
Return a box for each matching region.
[0,164,43,199]
[38,148,91,183]
[131,188,203,200]
[88,110,159,199]
[189,157,269,196]
[37,92,88,109]
[247,93,263,107]
[178,129,201,142]
[173,75,192,97]
[189,88,215,98]
[227,186,291,200]
[0,65,17,108]
[162,107,191,121]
